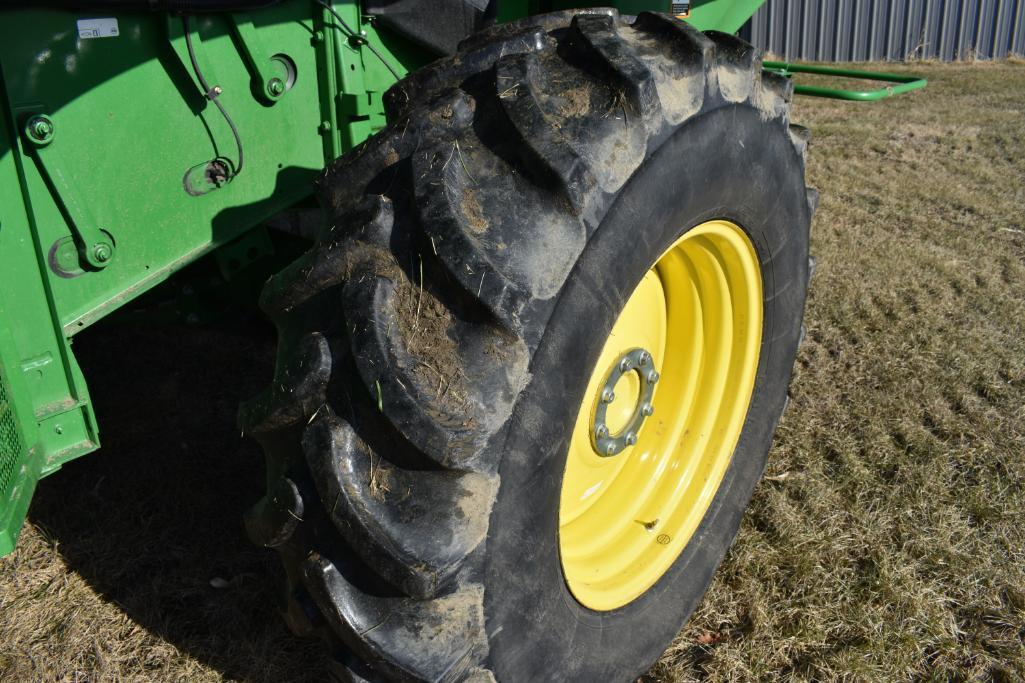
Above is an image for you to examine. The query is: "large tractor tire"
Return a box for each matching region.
[241,10,814,682]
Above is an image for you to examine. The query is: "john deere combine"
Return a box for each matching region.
[0,1,923,680]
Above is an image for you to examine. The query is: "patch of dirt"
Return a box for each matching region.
[460,188,489,235]
[391,264,472,415]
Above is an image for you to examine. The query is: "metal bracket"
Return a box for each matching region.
[228,14,294,104]
[762,62,928,101]
[22,114,115,270]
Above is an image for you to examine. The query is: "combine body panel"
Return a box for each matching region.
[0,1,427,549]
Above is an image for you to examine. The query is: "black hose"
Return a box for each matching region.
[183,15,244,177]
[315,0,401,81]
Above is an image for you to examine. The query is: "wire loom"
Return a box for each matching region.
[182,14,245,179]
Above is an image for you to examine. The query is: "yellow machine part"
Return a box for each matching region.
[559,219,763,611]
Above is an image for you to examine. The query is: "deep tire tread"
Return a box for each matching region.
[244,12,812,682]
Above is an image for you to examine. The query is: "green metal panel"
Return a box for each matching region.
[685,0,767,33]
[503,1,768,30]
[2,7,324,334]
[0,1,430,554]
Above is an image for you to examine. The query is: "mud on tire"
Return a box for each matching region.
[241,10,816,682]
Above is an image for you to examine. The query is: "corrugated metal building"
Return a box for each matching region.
[739,0,1025,61]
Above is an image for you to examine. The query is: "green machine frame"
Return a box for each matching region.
[0,0,921,555]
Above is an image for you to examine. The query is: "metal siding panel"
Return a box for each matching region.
[819,0,832,60]
[977,0,992,56]
[739,0,1024,62]
[873,0,888,59]
[993,0,1009,58]
[1014,0,1025,55]
[943,0,959,59]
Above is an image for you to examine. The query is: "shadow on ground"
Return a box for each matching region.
[26,317,329,681]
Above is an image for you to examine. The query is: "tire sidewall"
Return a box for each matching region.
[483,104,810,682]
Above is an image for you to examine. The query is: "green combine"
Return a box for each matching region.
[0,1,923,679]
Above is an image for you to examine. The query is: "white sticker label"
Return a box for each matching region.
[77,18,119,40]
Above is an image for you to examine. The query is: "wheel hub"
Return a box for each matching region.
[591,348,658,457]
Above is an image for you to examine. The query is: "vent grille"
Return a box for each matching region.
[0,364,24,498]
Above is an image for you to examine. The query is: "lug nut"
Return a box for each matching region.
[601,388,615,403]
[268,78,285,96]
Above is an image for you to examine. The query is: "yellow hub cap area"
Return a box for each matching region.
[558,220,763,612]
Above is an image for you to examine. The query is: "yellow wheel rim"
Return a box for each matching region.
[558,219,763,611]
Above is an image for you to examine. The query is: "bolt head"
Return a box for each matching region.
[638,351,650,365]
[647,370,660,384]
[605,442,617,455]
[92,244,112,263]
[625,432,637,446]
[595,425,608,439]
[601,388,615,403]
[27,116,54,143]
[619,358,632,373]
[641,403,654,417]
[268,78,285,96]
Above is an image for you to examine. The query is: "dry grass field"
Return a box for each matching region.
[2,60,1024,681]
